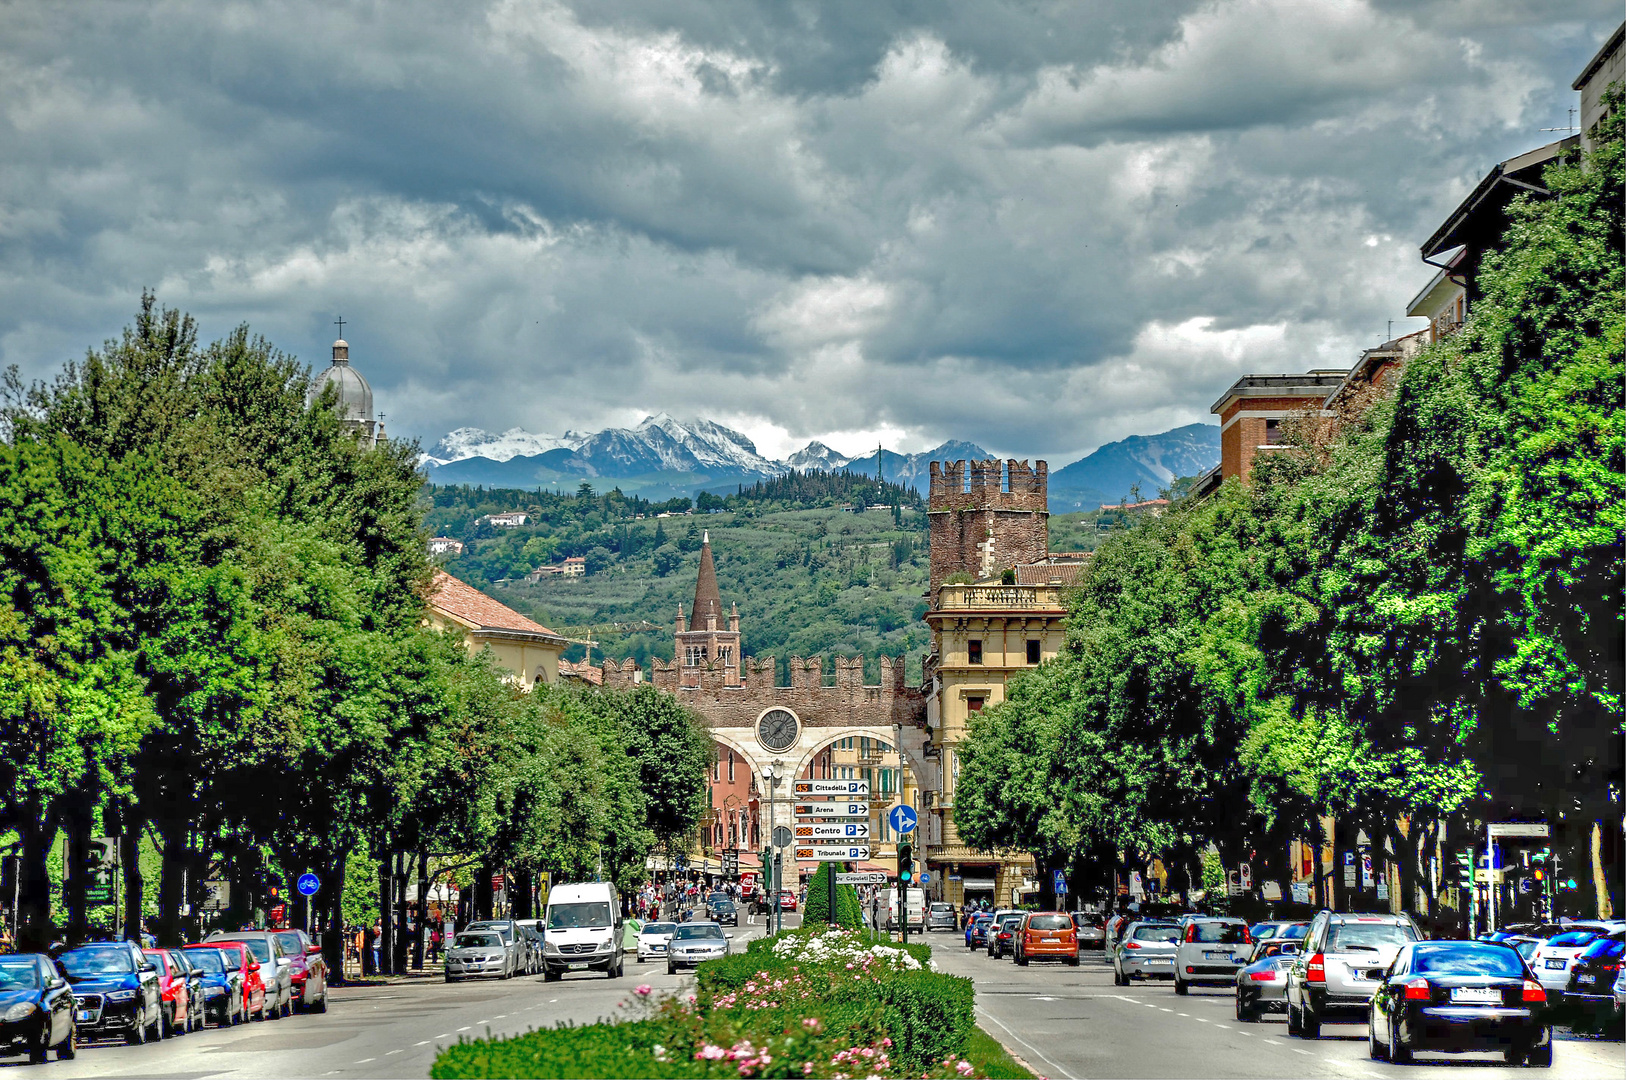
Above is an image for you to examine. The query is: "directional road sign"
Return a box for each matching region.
[837,872,888,885]
[794,802,869,818]
[793,779,870,797]
[297,873,321,897]
[796,822,871,839]
[887,804,918,834]
[795,845,871,862]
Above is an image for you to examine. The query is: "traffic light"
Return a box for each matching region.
[1454,850,1474,888]
[1531,849,1546,883]
[898,842,913,884]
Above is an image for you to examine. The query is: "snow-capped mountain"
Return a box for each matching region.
[423,427,577,466]
[784,441,854,471]
[570,414,783,477]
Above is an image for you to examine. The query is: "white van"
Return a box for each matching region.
[544,882,624,979]
[882,888,927,931]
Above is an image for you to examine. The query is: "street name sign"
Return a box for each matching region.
[1488,822,1549,839]
[795,822,871,839]
[837,872,888,885]
[794,845,870,861]
[794,802,869,818]
[793,779,870,797]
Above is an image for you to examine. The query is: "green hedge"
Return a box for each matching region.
[434,929,977,1079]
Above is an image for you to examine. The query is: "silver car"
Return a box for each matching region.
[1113,920,1180,984]
[1070,912,1106,950]
[465,920,525,977]
[666,921,731,974]
[1173,917,1251,995]
[206,932,292,1018]
[927,903,958,933]
[1286,911,1420,1038]
[444,929,514,981]
[1529,928,1604,994]
[1234,938,1300,1021]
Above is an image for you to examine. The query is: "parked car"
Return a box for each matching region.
[545,881,625,980]
[0,953,78,1062]
[1367,940,1551,1066]
[189,941,265,1022]
[205,932,292,1018]
[928,903,958,933]
[1015,912,1080,966]
[144,948,201,1036]
[1069,912,1106,950]
[965,913,996,950]
[1234,938,1300,1021]
[637,921,678,963]
[465,921,525,979]
[178,946,243,1026]
[1173,917,1251,996]
[1529,929,1603,995]
[988,913,1024,959]
[1286,912,1421,1038]
[1113,920,1180,984]
[166,950,207,1029]
[56,940,162,1045]
[1564,929,1624,1027]
[269,929,329,1012]
[666,921,732,975]
[445,928,515,982]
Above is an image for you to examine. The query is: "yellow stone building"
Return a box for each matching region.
[426,569,569,687]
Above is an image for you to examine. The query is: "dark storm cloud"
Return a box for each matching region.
[0,0,1616,461]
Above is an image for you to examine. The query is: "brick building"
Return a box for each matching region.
[1209,372,1348,484]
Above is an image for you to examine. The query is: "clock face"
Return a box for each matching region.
[757,709,799,752]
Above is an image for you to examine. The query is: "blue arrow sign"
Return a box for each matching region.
[1053,869,1067,894]
[296,873,320,897]
[888,804,918,835]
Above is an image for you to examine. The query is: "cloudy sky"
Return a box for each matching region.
[1,1,1615,461]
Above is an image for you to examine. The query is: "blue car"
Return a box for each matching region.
[965,913,995,950]
[57,941,162,1045]
[179,946,245,1025]
[0,953,77,1062]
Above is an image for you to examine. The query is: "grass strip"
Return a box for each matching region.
[964,1025,1039,1079]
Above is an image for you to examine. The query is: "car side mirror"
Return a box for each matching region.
[1281,943,1299,955]
[278,957,291,967]
[51,977,67,990]
[140,963,157,974]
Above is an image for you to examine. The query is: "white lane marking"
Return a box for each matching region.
[385,1049,402,1055]
[1177,1012,1191,1017]
[354,1058,376,1064]
[456,1025,470,1032]
[1263,1038,1282,1046]
[548,998,558,1003]
[975,1004,1070,1080]
[1033,996,1058,1001]
[436,1033,450,1039]
[1236,1030,1252,1037]
[1194,1017,1209,1023]
[1159,1007,1173,1012]
[494,1014,507,1019]
[1213,1023,1229,1029]
[1291,1048,1312,1055]
[476,1019,488,1025]
[415,1040,431,1046]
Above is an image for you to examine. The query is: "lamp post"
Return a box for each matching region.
[763,761,784,934]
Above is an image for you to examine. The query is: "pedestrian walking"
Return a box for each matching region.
[368,920,382,976]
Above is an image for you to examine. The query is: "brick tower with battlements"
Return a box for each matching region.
[927,459,1049,600]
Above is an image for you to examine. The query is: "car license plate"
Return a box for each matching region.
[1545,959,1566,969]
[75,1010,94,1022]
[1450,987,1501,1004]
[1205,951,1226,960]
[1146,957,1170,964]
[1577,974,1595,986]
[568,962,588,970]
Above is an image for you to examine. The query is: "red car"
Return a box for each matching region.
[189,942,268,1022]
[272,929,328,1012]
[143,949,203,1036]
[778,889,798,913]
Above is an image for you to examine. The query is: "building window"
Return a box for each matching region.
[967,639,983,664]
[713,749,720,781]
[1026,639,1041,665]
[719,645,734,666]
[967,696,985,714]
[1264,419,1282,445]
[728,750,735,783]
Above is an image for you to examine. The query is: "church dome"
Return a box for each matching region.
[310,338,373,422]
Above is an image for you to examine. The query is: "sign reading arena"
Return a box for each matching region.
[793,802,869,818]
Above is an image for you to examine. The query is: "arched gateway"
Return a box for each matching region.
[593,534,940,868]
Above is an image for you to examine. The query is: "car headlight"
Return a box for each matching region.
[204,986,226,997]
[544,942,560,954]
[106,989,137,1002]
[2,1002,35,1022]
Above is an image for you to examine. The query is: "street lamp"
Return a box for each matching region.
[763,761,785,934]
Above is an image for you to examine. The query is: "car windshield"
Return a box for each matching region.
[185,950,226,974]
[933,904,953,913]
[1028,915,1071,930]
[60,948,135,976]
[973,914,994,924]
[0,961,41,989]
[999,916,1023,929]
[641,923,677,936]
[275,932,304,956]
[549,902,612,930]
[1412,944,1525,977]
[1132,926,1180,943]
[455,933,502,949]
[1328,923,1417,951]
[713,900,734,910]
[675,925,724,940]
[1192,922,1247,944]
[470,925,512,941]
[1580,936,1625,961]
[223,938,274,962]
[1547,931,1599,948]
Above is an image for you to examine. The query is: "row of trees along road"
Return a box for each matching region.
[0,295,713,977]
[954,104,1623,923]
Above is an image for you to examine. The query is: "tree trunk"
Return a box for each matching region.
[377,858,393,975]
[413,851,429,970]
[511,867,533,920]
[475,864,494,920]
[121,812,144,942]
[1592,821,1615,920]
[17,814,55,951]
[1311,812,1329,910]
[156,820,187,945]
[62,800,91,944]
[392,851,410,973]
[323,853,347,983]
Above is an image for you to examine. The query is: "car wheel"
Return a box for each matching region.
[29,1022,51,1063]
[1368,1008,1386,1060]
[1236,993,1254,1023]
[544,969,562,982]
[312,988,327,1014]
[1524,1039,1552,1068]
[1387,1015,1411,1064]
[1300,1004,1321,1039]
[159,1005,172,1039]
[667,963,676,976]
[57,1023,76,1060]
[1286,1001,1302,1036]
[1174,975,1188,996]
[1114,967,1127,987]
[147,1010,162,1043]
[127,1017,147,1046]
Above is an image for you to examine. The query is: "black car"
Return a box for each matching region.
[57,941,163,1045]
[1368,941,1551,1067]
[709,899,739,926]
[1564,929,1624,1023]
[0,954,78,1062]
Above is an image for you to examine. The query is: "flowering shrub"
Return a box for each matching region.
[431,929,977,1080]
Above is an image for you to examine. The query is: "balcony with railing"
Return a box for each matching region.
[933,583,1068,612]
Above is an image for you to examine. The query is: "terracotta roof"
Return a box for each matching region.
[428,570,564,639]
[1014,561,1087,587]
[557,659,604,685]
[691,532,724,626]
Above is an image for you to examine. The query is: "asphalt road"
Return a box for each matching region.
[14,914,1621,1079]
[7,909,797,1080]
[926,929,1626,1079]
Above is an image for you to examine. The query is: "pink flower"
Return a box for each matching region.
[634,984,653,996]
[803,1064,814,1076]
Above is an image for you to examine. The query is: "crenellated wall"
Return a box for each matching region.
[927,458,1049,597]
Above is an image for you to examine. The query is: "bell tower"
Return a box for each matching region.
[675,532,741,687]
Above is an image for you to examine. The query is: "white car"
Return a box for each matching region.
[637,922,678,963]
[1530,929,1605,994]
